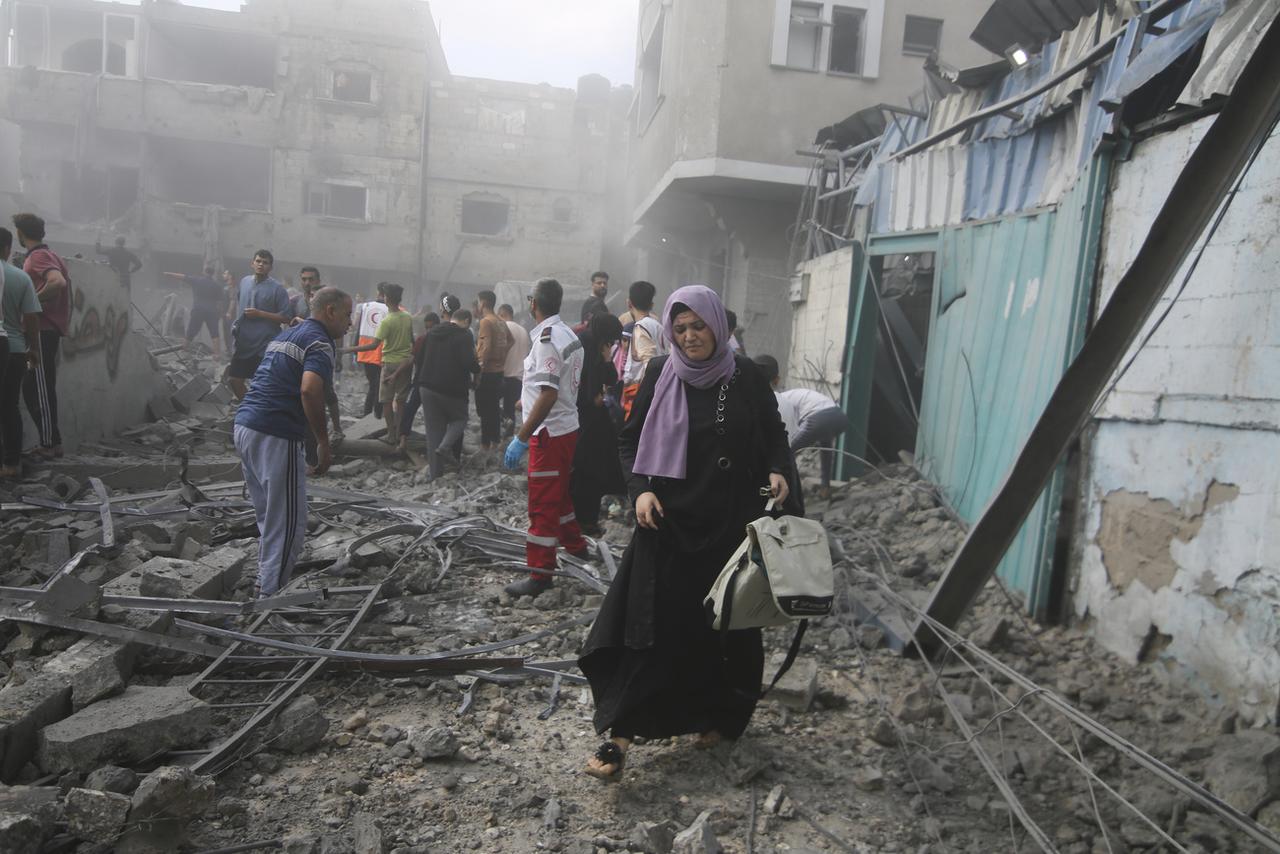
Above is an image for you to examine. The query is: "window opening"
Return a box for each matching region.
[306,183,367,220]
[333,69,372,103]
[829,6,866,74]
[903,15,943,56]
[786,2,823,70]
[461,197,510,236]
[637,8,665,125]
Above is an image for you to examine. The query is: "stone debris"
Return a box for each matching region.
[64,786,131,844]
[0,337,1273,854]
[37,687,212,773]
[672,809,723,854]
[268,694,330,754]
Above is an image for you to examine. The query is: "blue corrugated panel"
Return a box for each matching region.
[912,156,1108,613]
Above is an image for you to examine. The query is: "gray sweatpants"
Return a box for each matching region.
[234,424,308,597]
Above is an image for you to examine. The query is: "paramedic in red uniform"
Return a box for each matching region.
[502,277,589,598]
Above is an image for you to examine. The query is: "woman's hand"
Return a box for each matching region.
[768,472,789,506]
[636,492,664,529]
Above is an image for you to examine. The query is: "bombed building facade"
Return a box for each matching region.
[0,0,627,310]
[623,0,996,358]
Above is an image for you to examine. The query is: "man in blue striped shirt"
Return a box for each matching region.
[234,287,352,597]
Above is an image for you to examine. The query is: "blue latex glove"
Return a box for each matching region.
[504,436,529,470]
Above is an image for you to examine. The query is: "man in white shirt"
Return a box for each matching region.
[498,303,532,437]
[754,354,851,489]
[502,278,589,598]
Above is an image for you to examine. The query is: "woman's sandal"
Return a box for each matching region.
[584,741,626,782]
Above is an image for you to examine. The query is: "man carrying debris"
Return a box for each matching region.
[234,286,352,597]
[503,277,589,598]
[162,263,226,360]
[474,289,512,454]
[416,306,479,479]
[228,250,293,401]
[13,213,70,459]
[0,227,41,479]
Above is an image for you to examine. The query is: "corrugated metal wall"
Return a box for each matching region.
[912,155,1109,614]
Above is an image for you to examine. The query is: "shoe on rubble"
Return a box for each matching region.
[504,576,553,598]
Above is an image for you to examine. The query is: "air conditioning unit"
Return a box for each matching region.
[789,272,810,304]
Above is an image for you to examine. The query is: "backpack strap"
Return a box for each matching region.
[761,620,808,697]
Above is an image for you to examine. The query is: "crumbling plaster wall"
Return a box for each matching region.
[788,244,854,395]
[1073,117,1280,724]
[20,258,164,452]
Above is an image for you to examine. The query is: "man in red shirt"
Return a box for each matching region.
[12,214,70,459]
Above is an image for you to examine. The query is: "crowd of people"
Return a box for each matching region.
[0,231,855,780]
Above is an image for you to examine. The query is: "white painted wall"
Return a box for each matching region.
[786,244,854,396]
[1073,117,1280,723]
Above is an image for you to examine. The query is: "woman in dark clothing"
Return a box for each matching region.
[578,284,791,781]
[571,313,626,537]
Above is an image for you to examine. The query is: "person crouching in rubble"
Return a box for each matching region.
[577,284,791,781]
[233,287,352,598]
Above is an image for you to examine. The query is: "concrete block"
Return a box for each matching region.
[171,375,213,413]
[129,765,215,822]
[0,675,72,782]
[36,687,212,773]
[1205,730,1280,815]
[767,654,818,711]
[104,556,230,603]
[145,395,175,422]
[65,787,131,843]
[43,638,136,711]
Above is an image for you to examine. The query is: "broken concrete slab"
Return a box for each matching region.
[268,695,329,754]
[0,675,72,782]
[44,638,136,711]
[0,784,62,833]
[85,765,139,795]
[65,787,131,844]
[0,811,42,854]
[767,654,818,711]
[36,687,212,774]
[171,375,213,413]
[130,765,215,823]
[1205,729,1280,815]
[672,810,722,854]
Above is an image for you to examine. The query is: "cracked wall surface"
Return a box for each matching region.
[1073,117,1280,724]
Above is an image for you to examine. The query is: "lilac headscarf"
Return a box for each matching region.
[632,284,737,479]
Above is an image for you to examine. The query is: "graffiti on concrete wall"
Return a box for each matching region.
[63,286,131,380]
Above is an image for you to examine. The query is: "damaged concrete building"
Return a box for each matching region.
[623,0,995,356]
[0,0,627,309]
[789,0,1280,724]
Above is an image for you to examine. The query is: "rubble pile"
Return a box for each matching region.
[0,348,1275,853]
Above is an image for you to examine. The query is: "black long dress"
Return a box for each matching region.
[571,330,627,529]
[578,354,791,740]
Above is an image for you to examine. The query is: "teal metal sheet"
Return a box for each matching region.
[913,156,1108,615]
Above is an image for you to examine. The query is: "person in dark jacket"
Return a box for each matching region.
[570,313,626,537]
[415,307,478,480]
[578,285,791,781]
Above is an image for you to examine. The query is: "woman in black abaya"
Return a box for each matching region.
[578,284,792,780]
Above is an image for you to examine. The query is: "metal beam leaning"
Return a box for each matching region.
[913,17,1280,652]
[87,477,115,548]
[893,0,1195,160]
[0,605,225,657]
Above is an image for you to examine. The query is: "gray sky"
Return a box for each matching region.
[175,0,638,89]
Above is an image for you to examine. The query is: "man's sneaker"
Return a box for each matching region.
[504,576,553,598]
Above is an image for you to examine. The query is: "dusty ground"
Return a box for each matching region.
[1,353,1274,854]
